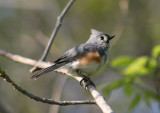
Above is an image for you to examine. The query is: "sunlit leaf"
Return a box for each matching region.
[123,56,149,76]
[152,45,160,59]
[128,94,141,110]
[111,56,135,68]
[147,58,157,75]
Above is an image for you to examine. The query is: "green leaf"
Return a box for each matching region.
[152,45,160,59]
[103,78,133,97]
[147,58,157,75]
[111,56,135,68]
[145,90,160,101]
[128,94,141,110]
[124,84,134,96]
[123,56,149,76]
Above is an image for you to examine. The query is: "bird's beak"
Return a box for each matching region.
[108,35,115,41]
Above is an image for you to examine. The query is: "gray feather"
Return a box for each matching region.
[31,61,70,78]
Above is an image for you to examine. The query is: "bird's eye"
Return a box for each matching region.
[100,36,104,40]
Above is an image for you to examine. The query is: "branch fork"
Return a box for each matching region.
[0,0,115,112]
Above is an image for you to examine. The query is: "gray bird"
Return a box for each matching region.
[31,29,114,85]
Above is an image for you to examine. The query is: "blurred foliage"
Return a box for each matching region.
[152,45,160,59]
[128,94,141,110]
[103,45,160,110]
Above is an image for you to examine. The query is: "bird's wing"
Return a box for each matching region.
[31,44,99,79]
[54,44,85,63]
[31,44,84,78]
[54,44,103,64]
[31,60,72,79]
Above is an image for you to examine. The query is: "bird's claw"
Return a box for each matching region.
[80,77,95,89]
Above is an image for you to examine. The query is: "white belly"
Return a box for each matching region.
[73,60,100,74]
[54,58,105,77]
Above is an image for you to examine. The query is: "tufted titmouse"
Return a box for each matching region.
[31,29,114,86]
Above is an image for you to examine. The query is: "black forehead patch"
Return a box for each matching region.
[104,34,110,43]
[104,34,109,37]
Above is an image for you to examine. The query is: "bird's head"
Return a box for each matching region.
[86,29,115,49]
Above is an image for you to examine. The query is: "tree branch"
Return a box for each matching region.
[72,77,115,113]
[0,68,95,106]
[40,0,76,61]
[31,0,76,72]
[0,50,52,68]
[0,49,115,113]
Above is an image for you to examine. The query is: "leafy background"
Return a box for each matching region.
[0,0,160,113]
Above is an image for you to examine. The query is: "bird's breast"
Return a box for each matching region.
[78,51,101,65]
[55,51,107,77]
[75,51,105,74]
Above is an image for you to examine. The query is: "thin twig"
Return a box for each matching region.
[40,0,76,61]
[31,0,76,72]
[0,50,115,113]
[0,69,95,106]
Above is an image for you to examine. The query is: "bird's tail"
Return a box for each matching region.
[31,62,68,79]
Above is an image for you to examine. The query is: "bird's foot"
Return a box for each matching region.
[80,77,95,89]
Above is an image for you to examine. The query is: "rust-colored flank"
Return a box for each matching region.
[78,51,101,65]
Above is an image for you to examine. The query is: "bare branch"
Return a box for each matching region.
[0,0,115,111]
[0,50,52,68]
[89,86,115,113]
[0,68,95,106]
[73,77,115,113]
[31,0,76,72]
[40,0,76,61]
[0,50,115,113]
